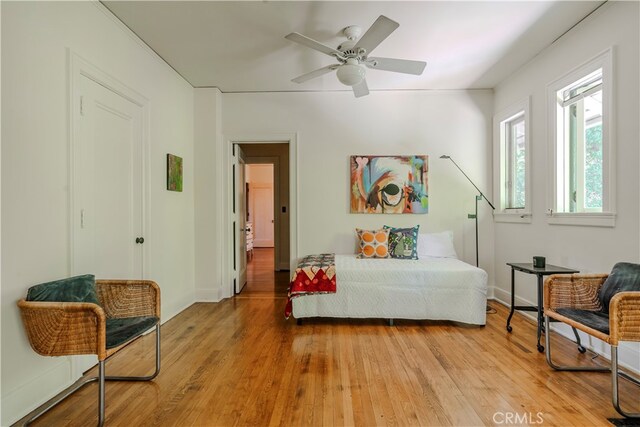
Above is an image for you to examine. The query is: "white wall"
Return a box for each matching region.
[194,88,223,302]
[492,1,639,370]
[247,164,274,185]
[1,2,195,424]
[222,90,495,282]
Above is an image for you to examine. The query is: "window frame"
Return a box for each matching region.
[493,97,531,224]
[546,48,615,227]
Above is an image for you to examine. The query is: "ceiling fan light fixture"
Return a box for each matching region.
[336,59,366,86]
[285,15,425,97]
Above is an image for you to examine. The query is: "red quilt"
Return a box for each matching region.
[285,253,336,319]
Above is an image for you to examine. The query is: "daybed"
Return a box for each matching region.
[291,254,488,325]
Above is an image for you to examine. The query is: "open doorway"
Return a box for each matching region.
[233,143,291,297]
[245,163,276,292]
[247,164,275,251]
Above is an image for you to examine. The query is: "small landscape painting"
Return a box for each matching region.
[350,155,428,214]
[167,154,183,192]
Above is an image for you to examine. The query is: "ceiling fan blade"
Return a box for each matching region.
[291,64,340,84]
[366,57,427,75]
[355,15,399,56]
[352,79,369,98]
[285,32,342,57]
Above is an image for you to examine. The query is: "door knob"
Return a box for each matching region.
[135,237,145,244]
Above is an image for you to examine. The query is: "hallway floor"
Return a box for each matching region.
[242,247,289,297]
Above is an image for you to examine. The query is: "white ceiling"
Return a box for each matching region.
[102,1,604,92]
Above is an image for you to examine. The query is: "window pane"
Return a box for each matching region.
[584,89,603,210]
[513,120,526,208]
[585,125,602,209]
[504,114,526,210]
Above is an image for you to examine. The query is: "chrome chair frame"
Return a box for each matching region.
[544,316,640,418]
[20,324,160,426]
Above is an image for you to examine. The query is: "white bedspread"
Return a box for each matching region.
[292,255,488,325]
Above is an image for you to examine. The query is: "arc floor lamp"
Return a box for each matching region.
[440,155,495,268]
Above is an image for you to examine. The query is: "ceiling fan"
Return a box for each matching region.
[285,15,427,98]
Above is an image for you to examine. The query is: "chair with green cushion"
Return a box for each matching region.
[544,262,640,418]
[17,274,161,426]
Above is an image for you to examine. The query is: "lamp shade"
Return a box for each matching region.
[336,59,365,86]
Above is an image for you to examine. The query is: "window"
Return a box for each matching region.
[557,70,603,213]
[493,98,531,223]
[548,49,614,227]
[505,114,526,209]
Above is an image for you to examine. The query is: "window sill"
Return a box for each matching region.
[546,212,616,227]
[494,212,532,224]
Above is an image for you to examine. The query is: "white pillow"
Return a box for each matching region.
[417,231,458,259]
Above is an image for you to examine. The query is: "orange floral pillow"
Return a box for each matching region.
[355,228,390,259]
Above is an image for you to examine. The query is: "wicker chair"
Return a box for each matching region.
[17,278,161,426]
[543,266,640,418]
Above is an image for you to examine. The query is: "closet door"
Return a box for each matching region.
[74,74,144,280]
[72,74,144,376]
[252,184,274,247]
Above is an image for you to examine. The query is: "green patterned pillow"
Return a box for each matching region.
[384,225,419,259]
[26,274,99,305]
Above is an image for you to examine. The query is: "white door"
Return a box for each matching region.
[252,185,274,247]
[234,145,247,293]
[75,75,143,278]
[73,74,144,373]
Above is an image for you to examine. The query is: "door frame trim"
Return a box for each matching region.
[233,145,247,294]
[222,134,298,299]
[68,50,150,279]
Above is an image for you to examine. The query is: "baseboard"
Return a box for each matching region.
[253,242,273,248]
[163,295,197,323]
[492,291,640,376]
[615,342,639,374]
[553,323,640,374]
[493,287,528,310]
[195,287,222,302]
[1,361,73,426]
[277,262,290,272]
[486,284,496,300]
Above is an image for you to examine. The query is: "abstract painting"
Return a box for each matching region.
[167,154,183,192]
[350,155,428,214]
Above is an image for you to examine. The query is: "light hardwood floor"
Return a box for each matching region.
[26,256,638,426]
[243,248,289,296]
